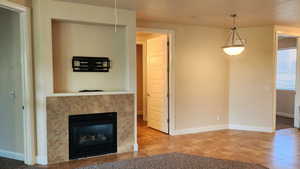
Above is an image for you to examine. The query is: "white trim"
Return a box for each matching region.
[169,30,176,134]
[278,47,297,51]
[295,37,300,128]
[170,125,228,136]
[273,32,279,132]
[20,6,36,166]
[49,91,134,97]
[170,124,275,135]
[277,112,294,118]
[0,149,24,161]
[136,27,176,135]
[0,0,27,12]
[137,27,172,34]
[0,0,35,165]
[36,155,48,165]
[133,144,139,152]
[275,32,300,129]
[229,124,274,133]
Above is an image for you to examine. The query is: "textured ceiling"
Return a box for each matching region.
[58,0,300,28]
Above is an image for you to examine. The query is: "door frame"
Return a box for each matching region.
[0,0,35,165]
[135,42,147,121]
[136,27,176,135]
[296,37,300,128]
[274,31,300,130]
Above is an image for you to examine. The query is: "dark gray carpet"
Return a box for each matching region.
[0,157,26,169]
[82,153,268,169]
[26,153,268,169]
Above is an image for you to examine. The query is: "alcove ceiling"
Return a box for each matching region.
[58,0,300,28]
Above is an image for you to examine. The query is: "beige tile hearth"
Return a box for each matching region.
[46,94,135,164]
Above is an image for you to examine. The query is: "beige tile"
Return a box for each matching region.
[46,94,135,164]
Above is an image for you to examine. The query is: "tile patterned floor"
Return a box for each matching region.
[2,116,300,169]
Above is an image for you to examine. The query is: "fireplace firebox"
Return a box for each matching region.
[69,112,117,160]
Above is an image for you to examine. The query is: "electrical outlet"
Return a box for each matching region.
[217,115,220,121]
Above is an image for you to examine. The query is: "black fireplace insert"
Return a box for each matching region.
[69,112,117,160]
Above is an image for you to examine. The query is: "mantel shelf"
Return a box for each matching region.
[49,91,135,97]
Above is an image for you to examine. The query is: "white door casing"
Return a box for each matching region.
[0,0,35,165]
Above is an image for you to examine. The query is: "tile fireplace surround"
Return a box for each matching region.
[46,94,135,164]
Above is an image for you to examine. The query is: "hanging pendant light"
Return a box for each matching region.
[222,14,245,56]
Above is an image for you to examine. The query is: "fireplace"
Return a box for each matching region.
[69,112,117,160]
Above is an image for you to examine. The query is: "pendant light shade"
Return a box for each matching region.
[223,45,245,56]
[222,14,245,56]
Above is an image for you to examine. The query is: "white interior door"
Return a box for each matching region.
[0,8,24,159]
[147,35,169,133]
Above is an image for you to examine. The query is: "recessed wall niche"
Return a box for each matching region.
[52,20,127,93]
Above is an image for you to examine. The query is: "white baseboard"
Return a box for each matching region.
[277,112,294,118]
[229,124,274,133]
[0,149,24,161]
[133,144,139,152]
[36,155,47,165]
[169,124,274,136]
[170,125,228,136]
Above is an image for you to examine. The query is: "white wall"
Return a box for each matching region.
[33,0,136,164]
[30,0,299,163]
[136,24,279,133]
[229,26,275,131]
[0,8,24,158]
[137,21,229,131]
[52,21,127,93]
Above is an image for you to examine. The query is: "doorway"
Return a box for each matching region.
[136,30,173,136]
[0,7,24,164]
[0,1,34,165]
[275,35,298,130]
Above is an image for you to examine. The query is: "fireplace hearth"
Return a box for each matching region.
[69,112,117,160]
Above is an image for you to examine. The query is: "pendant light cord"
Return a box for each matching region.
[114,0,118,32]
[228,14,244,46]
[231,14,236,44]
[231,14,237,29]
